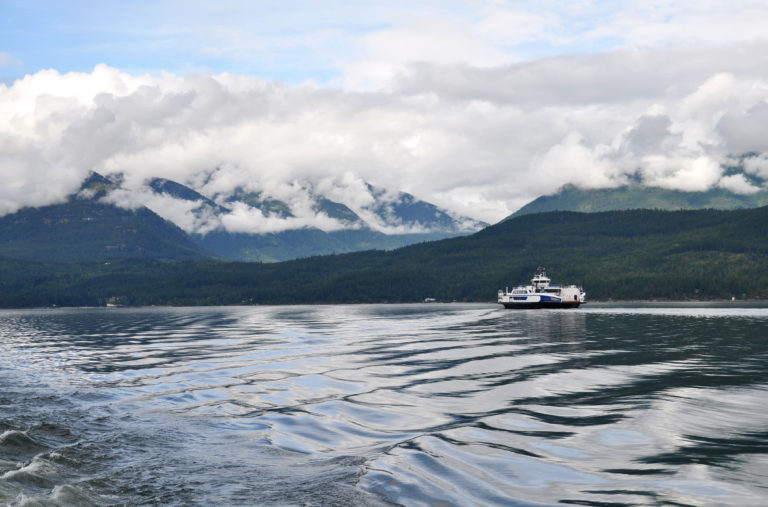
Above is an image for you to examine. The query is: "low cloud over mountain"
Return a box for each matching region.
[4,41,768,222]
[98,172,482,236]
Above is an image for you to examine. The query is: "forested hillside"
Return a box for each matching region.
[0,200,211,262]
[2,206,767,307]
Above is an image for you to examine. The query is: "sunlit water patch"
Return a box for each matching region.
[1,303,768,505]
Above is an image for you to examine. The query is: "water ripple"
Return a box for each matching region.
[1,303,768,505]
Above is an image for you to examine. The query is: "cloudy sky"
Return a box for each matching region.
[2,0,768,228]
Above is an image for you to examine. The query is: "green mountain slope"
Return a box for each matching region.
[509,184,768,219]
[3,206,768,306]
[194,228,463,262]
[313,198,363,224]
[0,199,212,262]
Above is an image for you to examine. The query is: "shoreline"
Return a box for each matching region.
[2,299,768,311]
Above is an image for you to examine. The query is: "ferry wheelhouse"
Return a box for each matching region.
[498,269,586,309]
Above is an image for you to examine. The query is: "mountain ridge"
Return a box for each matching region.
[509,183,768,219]
[0,172,486,263]
[140,174,486,261]
[0,198,212,262]
[2,205,768,307]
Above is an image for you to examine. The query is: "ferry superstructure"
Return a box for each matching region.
[498,269,586,309]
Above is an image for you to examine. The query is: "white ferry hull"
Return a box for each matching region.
[500,300,581,309]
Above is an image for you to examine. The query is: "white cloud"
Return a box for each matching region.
[743,154,768,179]
[716,101,768,154]
[3,35,768,226]
[530,133,621,194]
[718,173,761,194]
[640,156,722,191]
[585,0,768,49]
[623,115,680,155]
[102,188,222,234]
[338,14,516,90]
[218,201,350,234]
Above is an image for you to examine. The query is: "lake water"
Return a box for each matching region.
[1,303,768,506]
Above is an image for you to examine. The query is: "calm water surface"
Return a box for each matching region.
[1,303,768,506]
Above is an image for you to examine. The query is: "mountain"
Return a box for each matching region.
[223,188,293,218]
[509,157,768,219]
[145,177,485,262]
[509,184,768,219]
[193,228,460,263]
[3,205,768,307]
[1,173,484,264]
[364,184,485,233]
[0,175,213,262]
[149,177,228,214]
[313,197,363,225]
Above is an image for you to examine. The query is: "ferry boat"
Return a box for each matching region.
[498,268,586,309]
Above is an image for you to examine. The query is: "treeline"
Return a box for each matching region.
[2,207,768,307]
